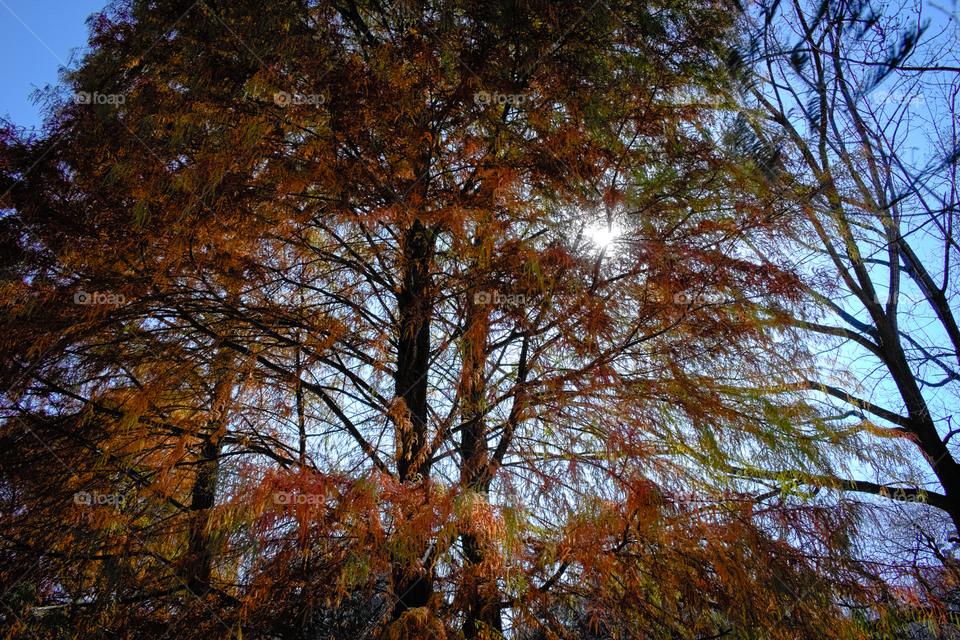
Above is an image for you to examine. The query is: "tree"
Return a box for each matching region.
[728,0,960,627]
[0,0,895,638]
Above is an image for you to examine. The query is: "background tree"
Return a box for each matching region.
[0,0,901,638]
[728,0,960,630]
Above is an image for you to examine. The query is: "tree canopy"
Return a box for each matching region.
[1,0,956,638]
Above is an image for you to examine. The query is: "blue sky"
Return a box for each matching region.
[3,0,956,135]
[1,0,109,132]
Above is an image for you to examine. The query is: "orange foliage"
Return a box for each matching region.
[0,0,901,638]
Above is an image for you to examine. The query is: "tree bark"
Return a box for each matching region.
[184,343,234,596]
[391,219,436,619]
[395,219,434,484]
[459,294,502,637]
[185,437,221,596]
[874,314,960,530]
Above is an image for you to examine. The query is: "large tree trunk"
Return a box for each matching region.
[394,219,434,484]
[185,437,221,595]
[875,315,960,531]
[459,295,503,637]
[391,219,436,618]
[184,344,234,596]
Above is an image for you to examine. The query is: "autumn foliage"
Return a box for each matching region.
[0,0,916,638]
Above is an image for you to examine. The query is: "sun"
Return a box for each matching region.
[584,223,620,249]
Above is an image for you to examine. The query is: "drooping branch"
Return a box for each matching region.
[727,465,953,513]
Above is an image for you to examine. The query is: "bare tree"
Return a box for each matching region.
[732,0,960,609]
